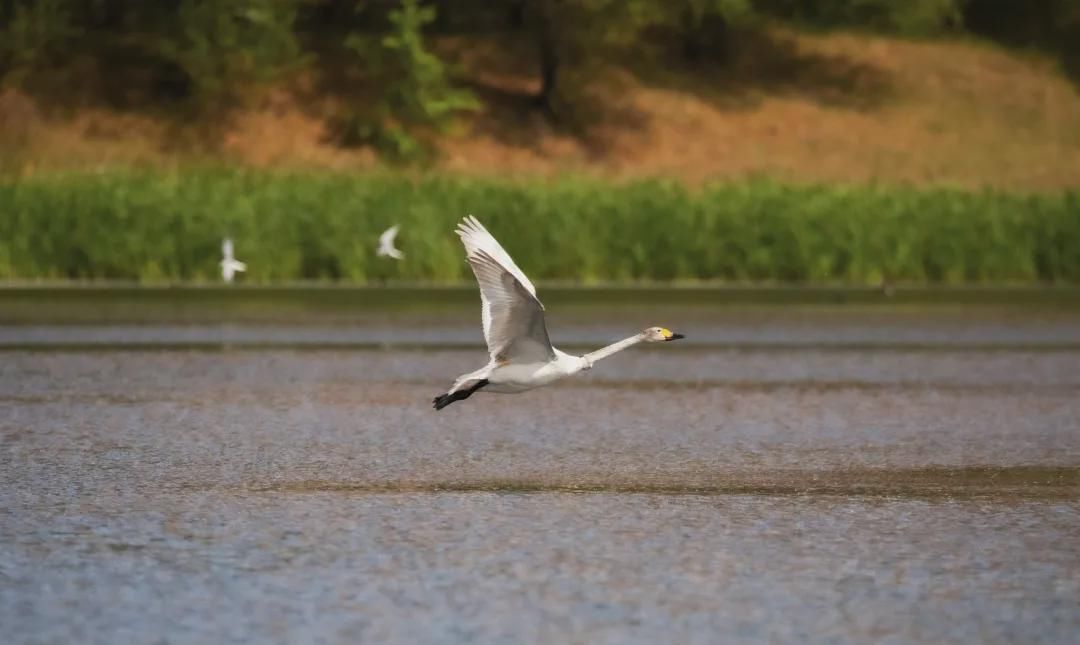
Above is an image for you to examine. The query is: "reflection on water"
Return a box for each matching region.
[1,289,1078,643]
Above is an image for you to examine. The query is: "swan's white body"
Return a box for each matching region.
[377,225,404,260]
[452,349,586,394]
[434,216,682,410]
[220,238,246,283]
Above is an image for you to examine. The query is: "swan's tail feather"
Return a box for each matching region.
[432,379,489,411]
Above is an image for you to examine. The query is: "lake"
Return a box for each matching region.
[1,287,1078,643]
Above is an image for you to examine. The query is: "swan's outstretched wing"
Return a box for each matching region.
[456,216,554,363]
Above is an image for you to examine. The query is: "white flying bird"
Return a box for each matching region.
[377,225,404,260]
[433,215,684,410]
[220,238,247,283]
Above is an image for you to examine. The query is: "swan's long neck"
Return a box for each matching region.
[583,333,646,365]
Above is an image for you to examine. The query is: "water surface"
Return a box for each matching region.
[2,288,1078,643]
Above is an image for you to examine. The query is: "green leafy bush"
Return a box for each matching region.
[343,0,478,162]
[159,0,303,107]
[0,0,76,82]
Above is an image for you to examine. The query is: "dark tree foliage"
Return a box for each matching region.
[752,0,964,35]
[1,0,1076,156]
[963,0,1080,78]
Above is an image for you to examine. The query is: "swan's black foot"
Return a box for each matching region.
[433,379,489,411]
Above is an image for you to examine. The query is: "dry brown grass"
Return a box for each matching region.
[2,28,1079,190]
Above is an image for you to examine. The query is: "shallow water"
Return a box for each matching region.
[2,289,1079,643]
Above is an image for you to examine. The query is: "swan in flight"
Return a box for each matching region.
[220,238,246,283]
[433,216,684,410]
[377,225,405,260]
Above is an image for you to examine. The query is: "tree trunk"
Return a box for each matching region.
[681,2,702,63]
[532,0,560,121]
[682,2,731,65]
[507,0,526,29]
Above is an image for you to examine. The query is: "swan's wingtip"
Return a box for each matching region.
[461,214,484,230]
[456,214,485,239]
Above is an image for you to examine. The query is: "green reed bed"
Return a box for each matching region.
[1,168,1077,284]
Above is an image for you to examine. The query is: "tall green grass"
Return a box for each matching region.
[1,168,1077,284]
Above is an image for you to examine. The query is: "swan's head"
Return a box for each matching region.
[643,327,685,343]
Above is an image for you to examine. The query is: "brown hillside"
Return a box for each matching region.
[3,28,1079,190]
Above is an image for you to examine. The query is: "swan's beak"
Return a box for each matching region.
[662,329,685,341]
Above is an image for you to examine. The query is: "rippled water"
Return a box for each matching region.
[1,289,1078,643]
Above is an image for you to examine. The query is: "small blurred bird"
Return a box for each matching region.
[377,225,405,260]
[220,238,247,283]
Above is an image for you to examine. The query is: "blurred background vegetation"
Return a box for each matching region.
[0,0,1078,284]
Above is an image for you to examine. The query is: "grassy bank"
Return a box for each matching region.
[1,169,1077,284]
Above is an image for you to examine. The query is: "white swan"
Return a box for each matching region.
[377,225,405,260]
[220,238,247,283]
[433,215,684,410]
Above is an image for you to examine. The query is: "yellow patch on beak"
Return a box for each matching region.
[659,328,673,339]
